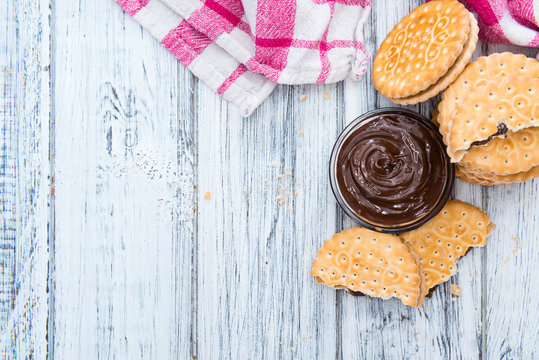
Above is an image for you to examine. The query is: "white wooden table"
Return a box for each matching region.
[1,0,538,359]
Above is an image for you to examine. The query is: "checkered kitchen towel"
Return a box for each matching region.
[117,0,371,116]
[458,0,539,47]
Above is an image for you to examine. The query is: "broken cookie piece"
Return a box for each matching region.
[311,200,493,307]
[310,227,424,307]
[400,200,493,299]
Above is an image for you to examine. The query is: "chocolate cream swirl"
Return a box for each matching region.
[336,114,448,227]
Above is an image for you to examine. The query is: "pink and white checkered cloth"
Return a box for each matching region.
[457,0,539,47]
[116,0,371,116]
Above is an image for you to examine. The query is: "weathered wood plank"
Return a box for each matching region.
[482,43,538,360]
[0,0,51,358]
[52,0,195,358]
[194,80,342,359]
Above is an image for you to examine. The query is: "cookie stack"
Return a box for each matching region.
[372,0,478,105]
[435,53,539,185]
[311,201,493,307]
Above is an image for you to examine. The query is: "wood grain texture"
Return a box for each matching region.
[0,0,51,358]
[194,82,342,360]
[52,1,194,358]
[1,0,538,359]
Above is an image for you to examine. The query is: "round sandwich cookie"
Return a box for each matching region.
[436,53,539,147]
[456,164,539,186]
[459,127,539,176]
[434,53,539,185]
[372,0,477,104]
[391,13,478,105]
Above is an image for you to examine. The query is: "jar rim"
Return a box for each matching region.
[329,107,455,234]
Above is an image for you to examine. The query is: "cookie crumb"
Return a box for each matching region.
[295,191,298,196]
[512,249,518,256]
[511,236,517,242]
[193,184,197,189]
[503,257,510,264]
[324,92,331,99]
[299,94,307,101]
[450,284,462,296]
[291,347,295,352]
[263,179,268,183]
[298,131,304,136]
[204,191,212,199]
[7,69,12,74]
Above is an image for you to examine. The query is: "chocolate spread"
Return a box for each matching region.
[470,123,508,147]
[336,114,449,227]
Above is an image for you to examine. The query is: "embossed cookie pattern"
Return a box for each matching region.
[373,0,471,99]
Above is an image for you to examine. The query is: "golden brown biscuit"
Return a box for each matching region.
[436,53,539,146]
[456,164,539,185]
[400,200,493,299]
[373,0,471,100]
[448,76,539,161]
[310,227,424,307]
[390,13,478,105]
[459,127,539,176]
